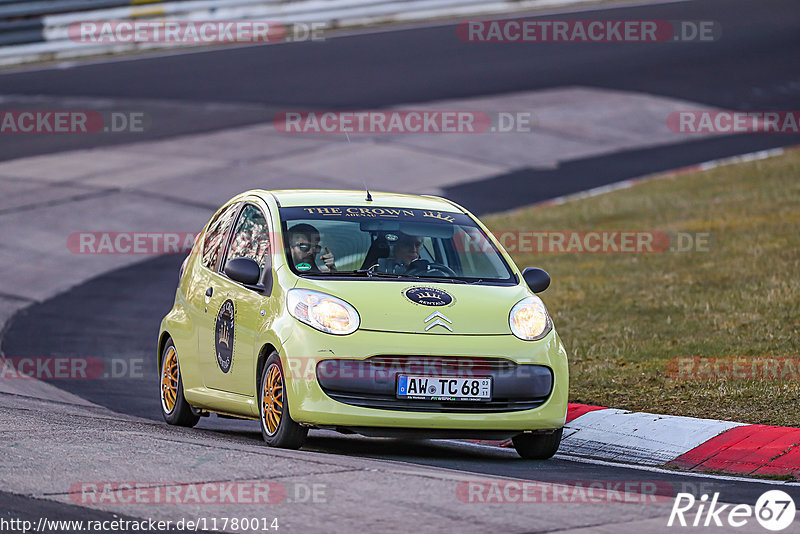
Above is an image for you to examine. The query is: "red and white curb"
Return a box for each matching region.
[494,404,800,478]
[559,404,746,467]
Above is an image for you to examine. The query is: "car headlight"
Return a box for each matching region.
[509,296,552,341]
[287,289,360,335]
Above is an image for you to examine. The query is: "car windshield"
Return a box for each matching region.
[280,205,515,284]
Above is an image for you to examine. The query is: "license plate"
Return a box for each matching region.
[397,375,492,401]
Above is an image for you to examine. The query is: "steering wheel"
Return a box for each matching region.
[404,259,457,277]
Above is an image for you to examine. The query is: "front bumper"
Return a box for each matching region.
[317,356,553,413]
[278,325,568,432]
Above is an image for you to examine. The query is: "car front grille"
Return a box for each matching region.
[316,355,552,414]
[323,391,548,413]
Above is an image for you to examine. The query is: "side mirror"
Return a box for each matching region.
[522,267,550,293]
[225,257,261,286]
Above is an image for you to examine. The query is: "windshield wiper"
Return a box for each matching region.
[349,269,404,279]
[348,268,467,284]
[413,276,468,284]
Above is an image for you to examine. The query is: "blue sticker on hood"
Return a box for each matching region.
[404,287,453,307]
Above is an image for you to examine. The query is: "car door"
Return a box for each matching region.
[183,201,240,382]
[202,202,272,397]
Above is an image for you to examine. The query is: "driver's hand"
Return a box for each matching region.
[320,246,337,271]
[405,259,429,273]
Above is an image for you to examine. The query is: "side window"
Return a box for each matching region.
[201,203,240,270]
[450,227,503,277]
[226,204,270,278]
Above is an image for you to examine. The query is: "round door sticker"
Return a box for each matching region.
[404,287,453,306]
[215,299,235,373]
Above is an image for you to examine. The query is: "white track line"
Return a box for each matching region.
[444,439,800,486]
[554,455,800,487]
[535,148,790,208]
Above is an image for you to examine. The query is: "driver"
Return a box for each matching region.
[287,223,336,272]
[392,233,424,267]
[378,232,425,274]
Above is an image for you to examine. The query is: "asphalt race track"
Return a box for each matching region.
[2,0,799,111]
[0,491,212,534]
[3,254,800,508]
[1,0,799,195]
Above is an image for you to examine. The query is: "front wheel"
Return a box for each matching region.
[160,339,199,427]
[259,352,307,449]
[512,428,563,459]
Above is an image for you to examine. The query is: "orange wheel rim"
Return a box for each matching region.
[161,346,179,414]
[262,364,283,435]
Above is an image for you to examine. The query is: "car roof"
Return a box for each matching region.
[254,189,464,213]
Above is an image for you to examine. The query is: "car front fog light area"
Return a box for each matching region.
[287,288,360,335]
[509,296,552,341]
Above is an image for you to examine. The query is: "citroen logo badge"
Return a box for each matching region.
[424,311,453,332]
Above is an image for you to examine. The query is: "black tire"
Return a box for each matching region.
[259,352,308,449]
[160,339,200,428]
[512,428,563,459]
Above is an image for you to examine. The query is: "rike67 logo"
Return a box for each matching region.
[668,490,796,531]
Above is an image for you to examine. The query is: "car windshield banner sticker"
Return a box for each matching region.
[215,299,235,373]
[404,287,453,306]
[279,206,472,225]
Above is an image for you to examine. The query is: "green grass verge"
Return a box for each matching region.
[484,149,800,427]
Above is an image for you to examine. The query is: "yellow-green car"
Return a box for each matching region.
[158,190,568,458]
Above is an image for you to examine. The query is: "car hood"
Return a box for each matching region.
[293,279,531,335]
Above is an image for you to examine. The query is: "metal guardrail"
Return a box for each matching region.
[0,0,192,19]
[0,0,178,44]
[1,1,146,19]
[0,18,43,45]
[0,0,294,44]
[0,0,381,46]
[0,0,585,66]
